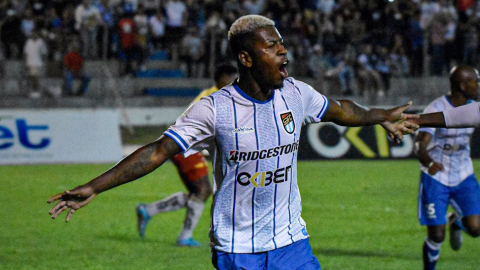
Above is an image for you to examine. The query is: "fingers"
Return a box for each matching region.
[49,200,68,219]
[66,208,76,222]
[401,101,412,111]
[403,113,420,119]
[47,192,67,203]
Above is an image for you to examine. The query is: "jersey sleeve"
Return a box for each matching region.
[294,80,329,124]
[444,101,480,128]
[164,97,215,156]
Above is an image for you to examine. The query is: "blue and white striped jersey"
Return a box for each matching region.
[164,78,329,253]
[418,95,475,186]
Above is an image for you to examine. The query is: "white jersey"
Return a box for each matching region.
[418,95,475,186]
[164,78,329,253]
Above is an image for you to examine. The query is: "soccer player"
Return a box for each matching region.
[48,15,417,269]
[135,63,238,246]
[415,65,480,270]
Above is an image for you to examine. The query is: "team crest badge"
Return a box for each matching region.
[280,112,295,134]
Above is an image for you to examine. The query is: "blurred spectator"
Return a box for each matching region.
[374,45,392,95]
[60,4,77,37]
[429,13,448,76]
[185,0,204,30]
[97,0,116,59]
[30,0,47,17]
[1,9,24,60]
[308,43,334,89]
[315,0,335,16]
[459,12,479,67]
[75,0,102,59]
[165,0,187,59]
[133,5,148,69]
[244,0,265,15]
[309,44,355,96]
[118,13,143,76]
[408,10,424,77]
[420,0,440,30]
[224,0,245,16]
[21,9,36,38]
[63,41,90,96]
[389,33,410,77]
[180,26,205,78]
[344,10,365,46]
[204,10,227,76]
[123,0,138,14]
[23,31,47,98]
[143,0,160,17]
[149,9,166,50]
[45,7,63,62]
[356,43,385,97]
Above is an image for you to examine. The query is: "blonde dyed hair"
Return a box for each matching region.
[228,15,275,41]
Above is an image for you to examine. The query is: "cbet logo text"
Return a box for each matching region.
[0,119,51,149]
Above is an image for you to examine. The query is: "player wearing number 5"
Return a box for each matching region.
[414,65,480,270]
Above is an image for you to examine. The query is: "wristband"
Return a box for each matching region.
[428,161,435,169]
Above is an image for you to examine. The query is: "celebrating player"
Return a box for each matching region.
[415,65,480,270]
[48,15,417,269]
[135,63,238,246]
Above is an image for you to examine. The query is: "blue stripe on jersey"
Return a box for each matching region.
[233,84,275,104]
[271,101,281,249]
[209,95,215,106]
[278,89,295,243]
[231,95,239,253]
[252,102,259,253]
[164,130,189,151]
[317,96,329,119]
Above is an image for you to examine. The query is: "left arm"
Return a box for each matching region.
[321,99,418,140]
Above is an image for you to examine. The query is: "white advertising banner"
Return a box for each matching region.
[0,109,122,165]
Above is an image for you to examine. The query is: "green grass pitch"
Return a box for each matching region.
[1,160,479,269]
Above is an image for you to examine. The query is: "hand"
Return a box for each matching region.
[47,185,96,222]
[380,101,419,143]
[428,161,444,175]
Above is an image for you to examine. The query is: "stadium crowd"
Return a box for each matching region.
[1,0,480,96]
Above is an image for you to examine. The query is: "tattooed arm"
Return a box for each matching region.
[321,99,418,141]
[48,135,181,222]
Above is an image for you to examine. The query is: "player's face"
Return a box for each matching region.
[464,69,480,100]
[250,26,289,90]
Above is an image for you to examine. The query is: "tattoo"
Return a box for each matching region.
[95,143,163,192]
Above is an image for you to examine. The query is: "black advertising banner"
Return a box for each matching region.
[298,122,480,160]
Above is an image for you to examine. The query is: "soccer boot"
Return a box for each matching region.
[448,212,463,251]
[176,237,200,247]
[136,204,151,237]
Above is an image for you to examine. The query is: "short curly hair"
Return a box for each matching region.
[228,15,275,57]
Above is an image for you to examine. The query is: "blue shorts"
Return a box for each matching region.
[212,238,321,270]
[418,172,480,226]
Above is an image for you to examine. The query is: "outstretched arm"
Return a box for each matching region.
[321,99,418,141]
[413,101,480,128]
[48,135,181,222]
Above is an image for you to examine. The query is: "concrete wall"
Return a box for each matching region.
[0,59,449,109]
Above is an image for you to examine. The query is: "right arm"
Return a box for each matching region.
[414,132,443,175]
[414,101,480,128]
[48,136,181,222]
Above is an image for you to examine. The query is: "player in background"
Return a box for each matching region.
[135,63,238,246]
[48,15,418,269]
[414,65,480,270]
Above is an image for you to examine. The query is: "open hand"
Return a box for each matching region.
[48,185,96,222]
[381,101,419,143]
